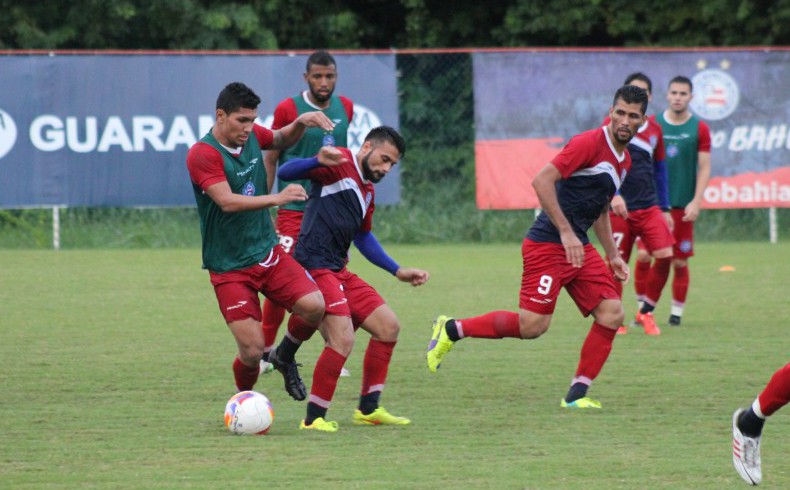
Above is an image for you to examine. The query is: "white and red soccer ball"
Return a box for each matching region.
[224,391,274,435]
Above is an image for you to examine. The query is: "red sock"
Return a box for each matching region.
[287,312,318,343]
[308,347,347,409]
[672,264,690,304]
[457,311,521,339]
[758,363,790,417]
[261,298,286,349]
[634,259,651,300]
[573,322,617,383]
[232,356,259,392]
[644,257,671,305]
[361,339,395,395]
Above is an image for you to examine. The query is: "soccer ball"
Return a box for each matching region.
[224,391,274,435]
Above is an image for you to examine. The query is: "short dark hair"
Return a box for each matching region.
[669,75,693,92]
[623,72,652,94]
[613,85,648,115]
[306,50,336,72]
[365,126,406,157]
[216,82,261,114]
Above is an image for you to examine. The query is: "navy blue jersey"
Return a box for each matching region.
[294,147,375,271]
[527,127,630,244]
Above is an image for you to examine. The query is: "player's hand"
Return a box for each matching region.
[276,184,308,205]
[317,146,348,167]
[296,111,335,131]
[683,201,700,222]
[609,255,630,283]
[395,267,430,287]
[560,230,584,268]
[664,211,674,232]
[610,195,628,219]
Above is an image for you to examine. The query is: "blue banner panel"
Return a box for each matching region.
[0,53,399,208]
[473,50,790,209]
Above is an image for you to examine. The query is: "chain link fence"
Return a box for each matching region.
[0,52,787,248]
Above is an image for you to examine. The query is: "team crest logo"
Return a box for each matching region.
[322,133,335,147]
[679,240,693,253]
[0,109,18,160]
[666,144,679,158]
[690,68,740,121]
[242,181,256,196]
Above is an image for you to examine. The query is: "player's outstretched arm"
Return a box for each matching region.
[270,112,335,150]
[205,181,307,213]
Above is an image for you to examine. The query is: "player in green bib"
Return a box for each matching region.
[186,82,337,397]
[637,75,711,327]
[260,51,355,376]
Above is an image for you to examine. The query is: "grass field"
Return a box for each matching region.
[1,242,788,489]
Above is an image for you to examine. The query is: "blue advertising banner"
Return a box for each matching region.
[473,49,790,209]
[0,53,399,208]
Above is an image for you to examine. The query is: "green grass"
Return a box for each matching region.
[1,243,788,489]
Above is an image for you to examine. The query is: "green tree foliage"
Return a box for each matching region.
[2,0,788,50]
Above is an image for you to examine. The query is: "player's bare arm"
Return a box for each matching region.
[270,112,335,150]
[263,149,281,193]
[610,194,628,219]
[395,267,430,287]
[684,151,711,222]
[592,210,629,283]
[205,180,307,213]
[532,163,584,267]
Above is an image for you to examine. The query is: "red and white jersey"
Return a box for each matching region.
[527,126,630,244]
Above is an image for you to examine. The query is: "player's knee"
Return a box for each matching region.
[330,332,355,356]
[636,249,650,262]
[518,315,549,339]
[375,319,400,342]
[239,344,264,365]
[295,292,325,324]
[593,300,624,328]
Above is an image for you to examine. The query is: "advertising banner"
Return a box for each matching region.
[0,53,399,208]
[473,49,790,209]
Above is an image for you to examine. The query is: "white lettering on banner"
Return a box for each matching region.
[30,115,65,151]
[163,116,196,149]
[66,117,98,153]
[97,117,134,152]
[704,180,790,204]
[133,116,166,151]
[29,114,212,153]
[711,124,790,152]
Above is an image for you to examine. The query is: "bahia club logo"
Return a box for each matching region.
[690,66,740,121]
[0,109,18,159]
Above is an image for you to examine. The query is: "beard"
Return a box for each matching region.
[361,153,383,183]
[310,86,333,104]
[613,127,634,145]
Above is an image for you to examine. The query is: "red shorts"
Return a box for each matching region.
[519,239,619,316]
[610,206,674,262]
[275,209,304,255]
[209,245,319,323]
[310,267,385,328]
[671,208,695,258]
